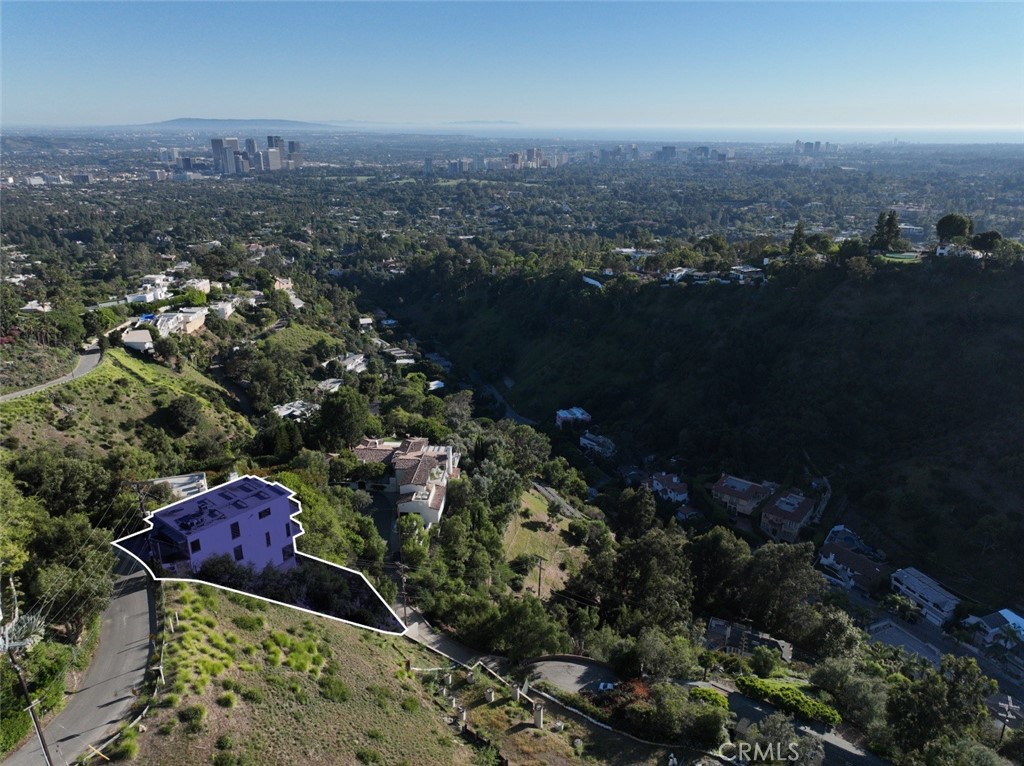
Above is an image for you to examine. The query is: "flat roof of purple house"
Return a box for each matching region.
[153,476,292,540]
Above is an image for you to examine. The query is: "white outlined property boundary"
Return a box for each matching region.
[112,475,407,637]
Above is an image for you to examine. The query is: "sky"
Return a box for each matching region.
[2,1,1023,140]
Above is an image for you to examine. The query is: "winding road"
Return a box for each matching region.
[3,556,154,766]
[0,346,103,404]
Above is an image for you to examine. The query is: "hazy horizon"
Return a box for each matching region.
[2,2,1022,138]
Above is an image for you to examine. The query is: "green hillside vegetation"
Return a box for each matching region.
[373,258,1024,609]
[0,342,75,394]
[0,349,252,475]
[127,582,477,766]
[504,489,584,598]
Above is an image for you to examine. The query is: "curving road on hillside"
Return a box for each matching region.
[0,346,103,404]
[3,556,154,766]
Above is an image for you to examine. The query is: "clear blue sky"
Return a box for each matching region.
[2,1,1022,135]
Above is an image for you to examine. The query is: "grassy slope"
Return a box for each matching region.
[137,583,475,766]
[504,489,584,599]
[261,324,339,357]
[138,583,675,766]
[0,348,252,452]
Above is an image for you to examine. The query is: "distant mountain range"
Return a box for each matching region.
[138,118,521,132]
[141,118,339,131]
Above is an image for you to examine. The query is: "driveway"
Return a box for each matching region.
[528,658,618,694]
[0,346,102,403]
[696,682,887,766]
[3,556,154,766]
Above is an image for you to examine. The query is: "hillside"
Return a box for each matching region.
[373,259,1024,610]
[0,348,252,472]
[127,583,477,766]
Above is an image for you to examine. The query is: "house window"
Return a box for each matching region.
[282,545,295,561]
[230,522,241,539]
[233,545,244,561]
[258,508,271,520]
[285,522,291,537]
[265,531,272,547]
[190,539,201,553]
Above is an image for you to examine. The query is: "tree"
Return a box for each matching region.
[166,395,203,434]
[490,594,569,662]
[314,387,370,450]
[887,655,997,753]
[869,210,907,253]
[788,221,806,256]
[740,712,824,766]
[936,213,974,242]
[741,542,824,639]
[971,230,1003,253]
[689,526,751,615]
[751,645,780,678]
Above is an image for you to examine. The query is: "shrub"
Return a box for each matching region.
[216,734,234,750]
[231,615,264,631]
[355,749,382,764]
[240,687,265,703]
[400,696,419,712]
[319,676,351,702]
[178,704,207,732]
[689,687,729,709]
[216,692,237,708]
[735,676,841,725]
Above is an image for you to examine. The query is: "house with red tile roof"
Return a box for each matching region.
[711,473,770,517]
[647,472,689,504]
[759,489,815,543]
[352,437,460,527]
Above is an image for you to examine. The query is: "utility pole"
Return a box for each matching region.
[536,555,546,597]
[8,648,56,766]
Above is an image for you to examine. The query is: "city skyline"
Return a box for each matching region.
[2,1,1022,141]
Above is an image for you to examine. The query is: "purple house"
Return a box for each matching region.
[137,476,301,575]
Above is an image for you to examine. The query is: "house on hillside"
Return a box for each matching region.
[272,400,320,421]
[351,437,460,527]
[816,525,891,594]
[647,472,689,504]
[116,475,300,576]
[579,430,616,459]
[711,474,770,517]
[759,489,815,543]
[148,472,208,500]
[705,617,793,662]
[891,567,960,626]
[122,329,155,353]
[965,609,1024,650]
[556,406,591,428]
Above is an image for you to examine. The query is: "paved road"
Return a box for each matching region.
[714,682,887,766]
[0,346,102,403]
[4,557,154,766]
[529,659,617,694]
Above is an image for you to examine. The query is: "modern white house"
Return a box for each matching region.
[555,406,591,428]
[122,329,155,353]
[117,476,301,575]
[891,567,961,626]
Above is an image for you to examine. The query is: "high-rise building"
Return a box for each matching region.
[265,148,282,171]
[661,146,677,160]
[245,138,259,156]
[211,138,225,172]
[267,135,284,151]
[424,158,433,176]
